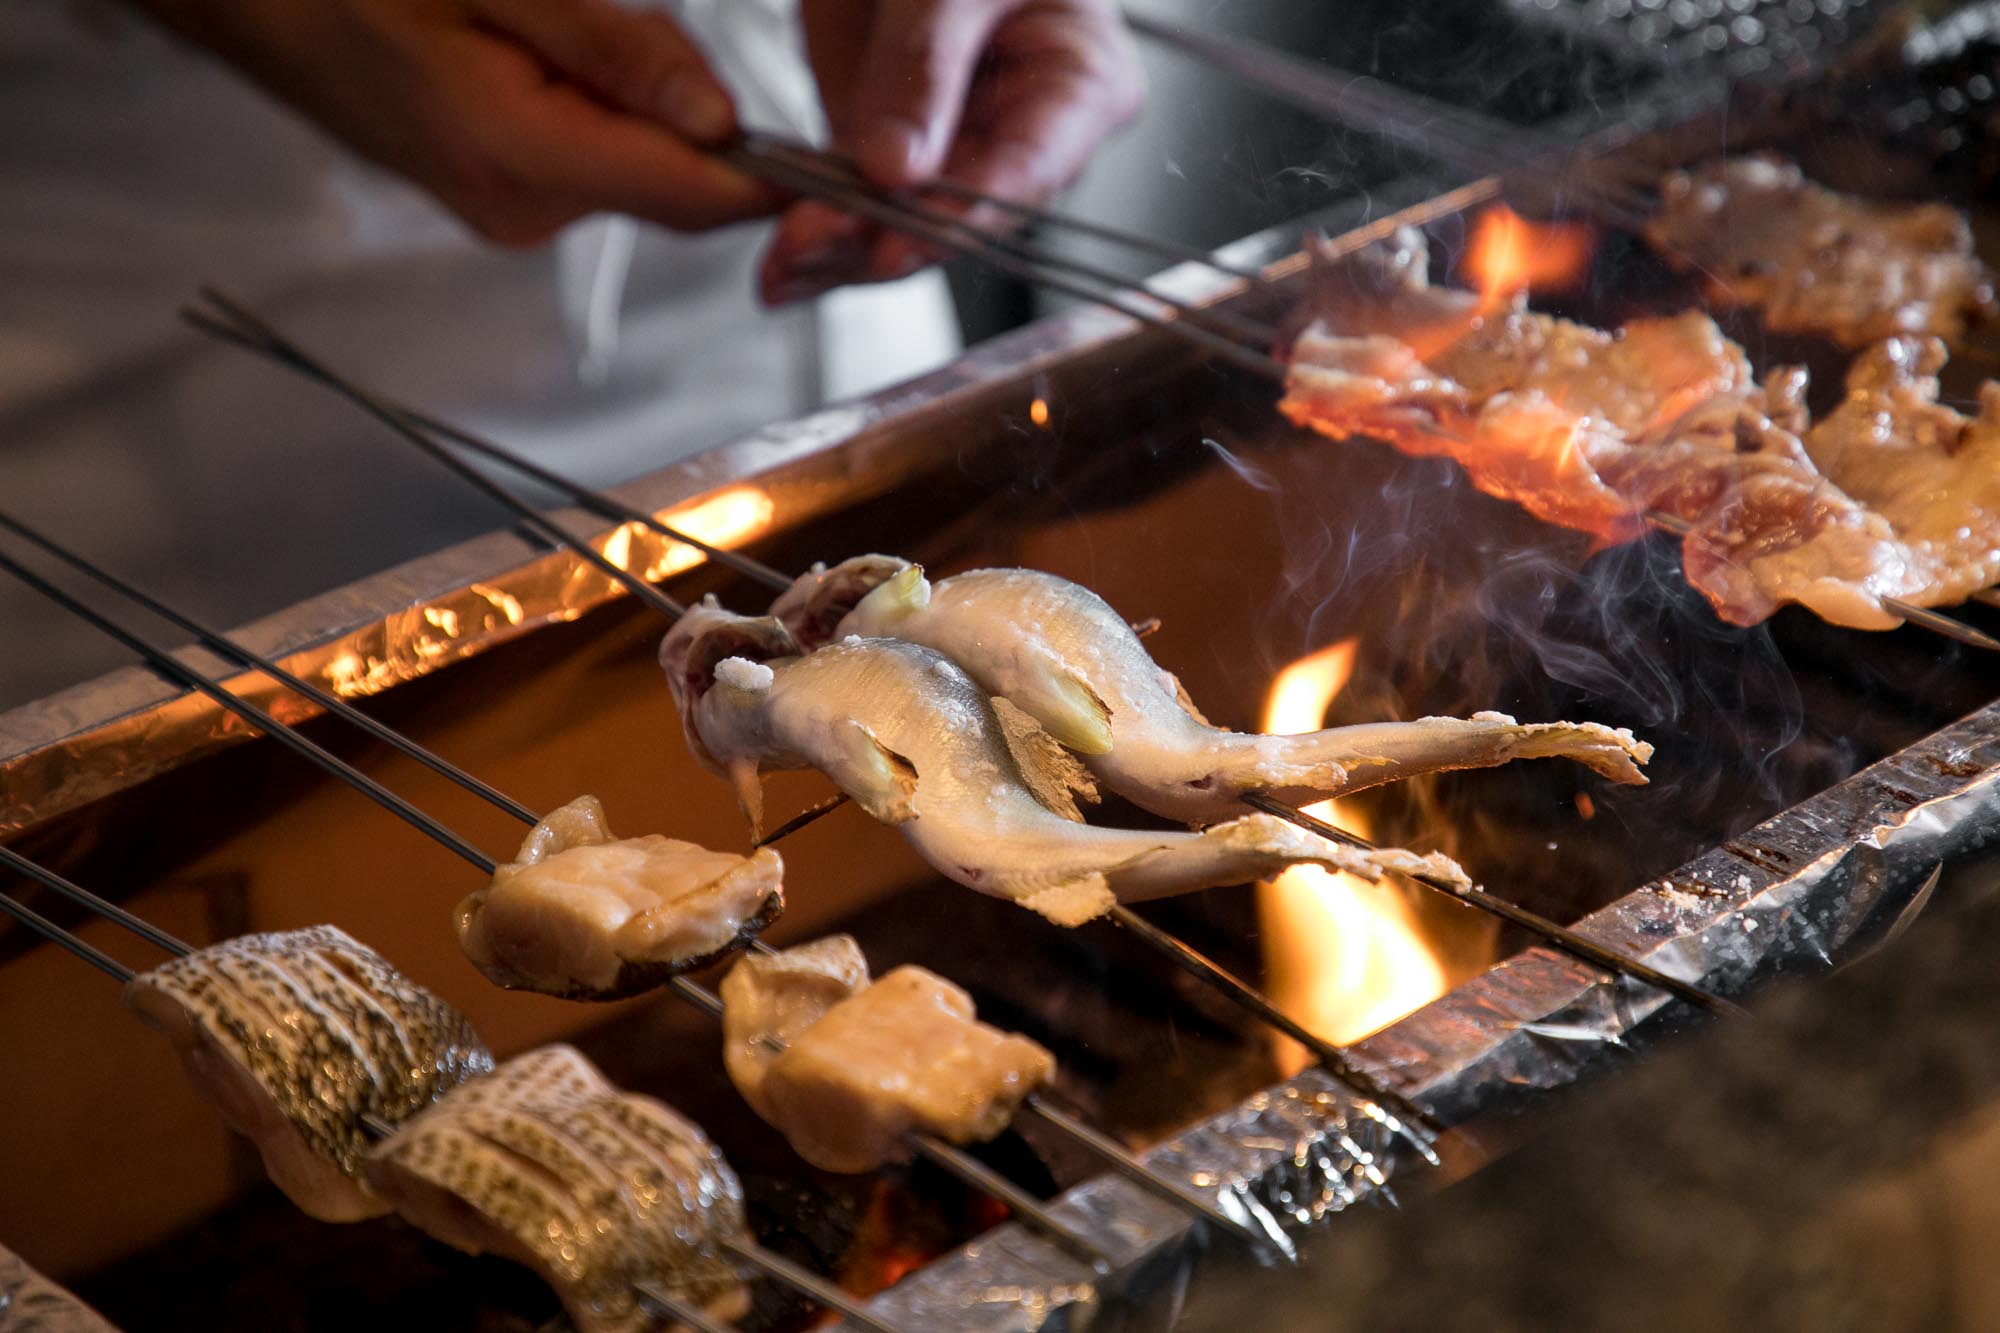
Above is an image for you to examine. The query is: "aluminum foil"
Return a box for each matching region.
[847,698,2000,1330]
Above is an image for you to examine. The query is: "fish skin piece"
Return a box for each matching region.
[456,794,785,1001]
[678,622,1473,924]
[777,557,1652,824]
[125,925,493,1222]
[366,1045,749,1333]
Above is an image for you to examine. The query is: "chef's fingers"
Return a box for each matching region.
[842,0,1014,186]
[467,0,738,144]
[759,200,884,306]
[446,64,781,242]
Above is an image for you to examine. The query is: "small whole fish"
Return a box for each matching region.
[125,925,493,1222]
[660,609,1473,926]
[772,556,1653,823]
[456,794,784,1001]
[366,1045,749,1333]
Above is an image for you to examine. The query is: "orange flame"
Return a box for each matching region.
[1029,397,1051,429]
[1257,641,1449,1073]
[1465,205,1595,313]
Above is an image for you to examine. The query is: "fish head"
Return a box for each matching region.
[658,600,800,772]
[769,554,915,647]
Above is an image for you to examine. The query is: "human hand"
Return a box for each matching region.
[136,0,782,246]
[761,0,1145,304]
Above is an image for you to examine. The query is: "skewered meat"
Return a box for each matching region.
[1280,226,1936,628]
[660,609,1472,926]
[720,940,1054,1173]
[456,794,783,1000]
[718,933,871,1124]
[1646,155,1996,347]
[366,1044,749,1333]
[773,557,1652,823]
[125,926,492,1222]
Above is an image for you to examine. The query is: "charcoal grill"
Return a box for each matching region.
[3,7,2000,1329]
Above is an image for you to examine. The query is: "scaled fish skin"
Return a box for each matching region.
[662,613,1473,926]
[126,925,492,1222]
[366,1045,749,1333]
[773,556,1653,824]
[456,794,784,1001]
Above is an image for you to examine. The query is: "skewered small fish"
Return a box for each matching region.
[456,794,784,1000]
[661,609,1470,925]
[126,925,492,1222]
[1647,155,1996,348]
[366,1044,749,1333]
[773,558,1652,823]
[720,940,1054,1173]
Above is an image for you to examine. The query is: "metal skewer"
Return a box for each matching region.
[6,507,1273,1266]
[632,1283,740,1333]
[0,850,897,1333]
[737,940,1293,1256]
[0,511,541,825]
[1239,792,1746,1018]
[0,882,138,984]
[0,549,499,873]
[666,972,1115,1274]
[182,299,1459,1151]
[1642,512,2000,652]
[182,296,687,623]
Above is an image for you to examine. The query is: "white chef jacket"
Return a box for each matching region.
[0,0,959,710]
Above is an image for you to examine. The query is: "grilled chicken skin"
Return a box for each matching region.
[662,611,1471,926]
[126,926,492,1222]
[456,794,783,1000]
[772,557,1652,823]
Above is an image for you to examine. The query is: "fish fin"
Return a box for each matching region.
[1018,873,1116,927]
[990,696,1099,821]
[1034,668,1115,755]
[1161,668,1212,726]
[850,562,931,627]
[837,721,920,824]
[727,757,768,838]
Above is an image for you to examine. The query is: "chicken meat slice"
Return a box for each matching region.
[722,944,1054,1173]
[1646,155,1995,347]
[366,1044,748,1333]
[772,557,1651,824]
[126,925,492,1222]
[660,610,1471,926]
[718,933,870,1123]
[1280,226,1937,628]
[456,794,784,1000]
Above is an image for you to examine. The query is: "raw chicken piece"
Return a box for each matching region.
[773,557,1651,823]
[456,794,784,1000]
[661,610,1470,926]
[126,925,492,1222]
[718,934,870,1123]
[1280,226,1935,628]
[1647,155,1996,347]
[722,947,1055,1173]
[366,1045,748,1333]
